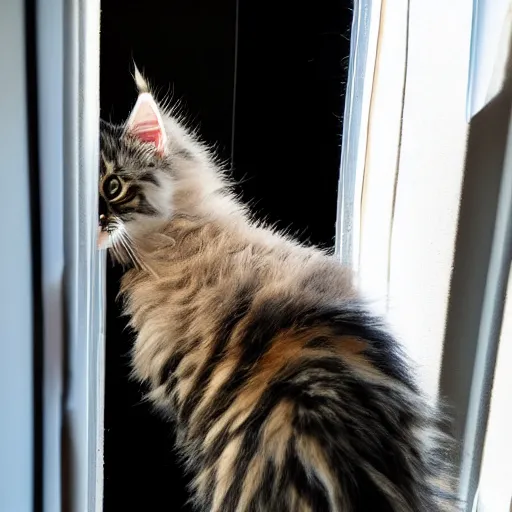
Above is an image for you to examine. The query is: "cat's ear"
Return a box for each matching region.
[124,92,167,155]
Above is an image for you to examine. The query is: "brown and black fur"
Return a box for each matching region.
[99,70,458,511]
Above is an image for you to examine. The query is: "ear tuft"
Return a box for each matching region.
[125,92,167,155]
[133,62,150,93]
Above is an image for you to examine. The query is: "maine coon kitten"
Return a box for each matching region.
[99,69,457,512]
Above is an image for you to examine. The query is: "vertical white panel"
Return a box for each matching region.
[357,0,408,307]
[0,1,34,511]
[387,0,472,395]
[336,0,382,268]
[62,0,104,510]
[35,0,65,510]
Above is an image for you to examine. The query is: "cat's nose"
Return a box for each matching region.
[99,214,108,229]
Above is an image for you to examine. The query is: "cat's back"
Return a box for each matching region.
[122,222,456,512]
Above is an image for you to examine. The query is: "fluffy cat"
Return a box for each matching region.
[99,69,457,511]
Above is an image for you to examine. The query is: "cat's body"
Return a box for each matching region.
[100,70,457,511]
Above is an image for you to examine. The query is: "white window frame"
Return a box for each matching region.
[336,0,382,270]
[36,0,104,510]
[338,1,512,510]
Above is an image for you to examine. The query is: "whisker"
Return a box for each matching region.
[120,236,139,269]
[110,243,123,267]
[119,225,159,279]
[106,217,159,278]
[109,221,131,269]
[126,237,159,278]
[116,231,137,268]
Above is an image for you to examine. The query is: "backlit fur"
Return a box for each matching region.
[100,72,459,511]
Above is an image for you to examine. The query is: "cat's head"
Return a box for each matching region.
[99,69,234,265]
[98,70,188,256]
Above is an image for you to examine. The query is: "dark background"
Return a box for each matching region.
[100,1,352,510]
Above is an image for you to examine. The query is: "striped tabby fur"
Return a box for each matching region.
[99,70,458,511]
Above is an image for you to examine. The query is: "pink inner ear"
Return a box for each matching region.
[125,93,167,155]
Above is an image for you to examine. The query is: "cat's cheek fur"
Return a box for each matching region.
[143,170,174,219]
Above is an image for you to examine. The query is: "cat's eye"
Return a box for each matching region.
[103,176,122,199]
